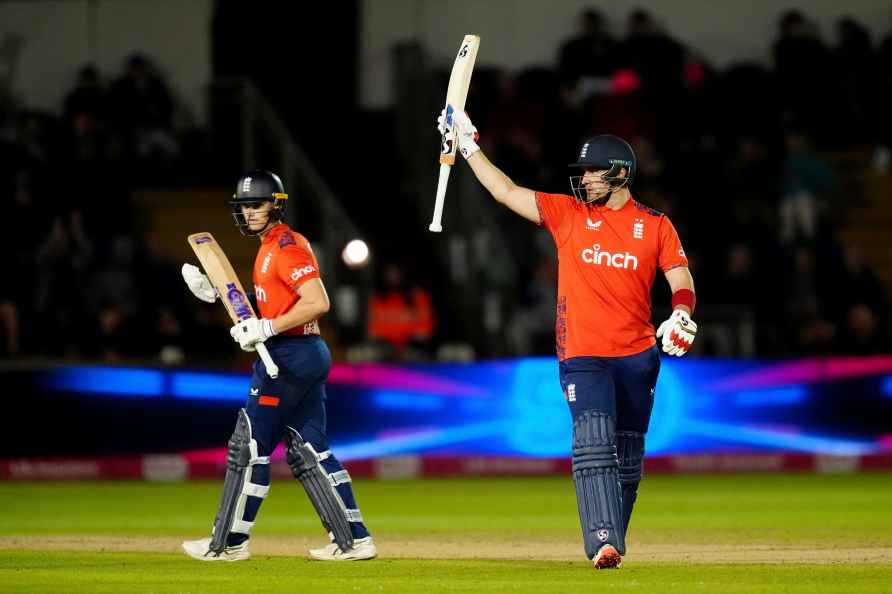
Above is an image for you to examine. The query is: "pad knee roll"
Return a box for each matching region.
[572,410,625,557]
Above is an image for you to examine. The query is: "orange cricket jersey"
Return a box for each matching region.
[535,192,688,360]
[252,223,321,336]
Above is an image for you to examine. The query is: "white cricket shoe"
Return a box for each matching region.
[308,536,377,561]
[182,537,251,561]
[592,544,622,569]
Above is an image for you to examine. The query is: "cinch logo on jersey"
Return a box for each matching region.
[290,265,316,281]
[254,284,267,303]
[225,283,253,319]
[581,244,639,270]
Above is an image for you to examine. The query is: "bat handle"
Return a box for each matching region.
[256,342,279,379]
[429,163,452,232]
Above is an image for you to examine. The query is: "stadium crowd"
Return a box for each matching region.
[0,9,889,363]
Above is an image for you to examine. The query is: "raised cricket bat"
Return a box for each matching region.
[187,232,279,378]
[429,34,480,233]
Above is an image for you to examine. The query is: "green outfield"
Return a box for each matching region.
[2,474,891,592]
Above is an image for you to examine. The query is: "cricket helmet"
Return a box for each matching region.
[229,170,289,235]
[568,135,636,203]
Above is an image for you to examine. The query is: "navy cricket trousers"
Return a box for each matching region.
[229,335,370,545]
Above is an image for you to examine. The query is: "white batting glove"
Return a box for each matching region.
[437,108,480,159]
[229,318,276,352]
[655,309,697,356]
[181,263,217,303]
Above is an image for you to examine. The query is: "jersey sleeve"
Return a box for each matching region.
[657,216,689,272]
[276,241,321,290]
[534,192,575,245]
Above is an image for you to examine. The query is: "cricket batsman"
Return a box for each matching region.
[180,170,376,561]
[439,113,696,569]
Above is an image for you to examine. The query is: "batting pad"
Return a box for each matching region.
[572,410,626,557]
[285,427,354,551]
[209,409,270,553]
[616,430,645,539]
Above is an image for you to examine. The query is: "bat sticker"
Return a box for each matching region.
[225,282,253,320]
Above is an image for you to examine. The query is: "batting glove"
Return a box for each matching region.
[229,318,276,352]
[655,309,697,356]
[437,108,480,159]
[181,263,217,303]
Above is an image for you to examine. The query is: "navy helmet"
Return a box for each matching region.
[229,170,288,235]
[568,135,636,203]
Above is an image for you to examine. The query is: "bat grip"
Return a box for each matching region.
[429,163,452,232]
[256,342,279,379]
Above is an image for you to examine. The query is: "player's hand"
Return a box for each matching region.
[181,264,217,303]
[229,318,277,352]
[655,309,697,356]
[437,109,480,159]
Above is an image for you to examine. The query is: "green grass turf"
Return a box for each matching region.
[1,551,891,594]
[1,474,891,592]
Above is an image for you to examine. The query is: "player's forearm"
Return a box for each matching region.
[270,298,330,334]
[665,267,695,314]
[465,151,517,204]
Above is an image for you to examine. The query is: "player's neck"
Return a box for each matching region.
[256,220,279,240]
[604,188,631,211]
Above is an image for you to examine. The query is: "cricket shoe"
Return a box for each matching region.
[309,536,377,561]
[182,537,251,561]
[592,544,622,569]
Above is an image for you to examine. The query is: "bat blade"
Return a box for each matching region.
[430,34,480,233]
[187,232,279,378]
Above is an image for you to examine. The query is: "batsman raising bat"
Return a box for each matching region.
[180,170,376,562]
[438,114,696,569]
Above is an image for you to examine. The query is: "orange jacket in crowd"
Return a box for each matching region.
[368,288,435,350]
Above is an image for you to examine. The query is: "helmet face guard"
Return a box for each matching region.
[230,170,288,235]
[568,135,636,204]
[569,159,633,204]
[230,193,288,235]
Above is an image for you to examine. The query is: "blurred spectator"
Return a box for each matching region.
[619,9,685,96]
[832,17,875,146]
[827,244,889,355]
[773,11,832,141]
[367,263,435,360]
[836,304,888,355]
[784,245,835,354]
[108,53,178,161]
[0,293,19,356]
[63,65,106,124]
[507,256,556,355]
[33,213,94,357]
[557,8,617,89]
[780,131,835,243]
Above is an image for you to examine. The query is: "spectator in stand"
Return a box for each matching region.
[63,65,106,124]
[616,9,685,158]
[832,17,876,146]
[34,212,94,357]
[557,8,617,89]
[507,256,556,355]
[830,244,889,355]
[773,11,832,142]
[367,263,435,360]
[108,53,178,162]
[780,131,835,244]
[784,245,835,354]
[0,284,18,356]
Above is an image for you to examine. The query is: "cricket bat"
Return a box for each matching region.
[187,232,279,379]
[429,34,480,233]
